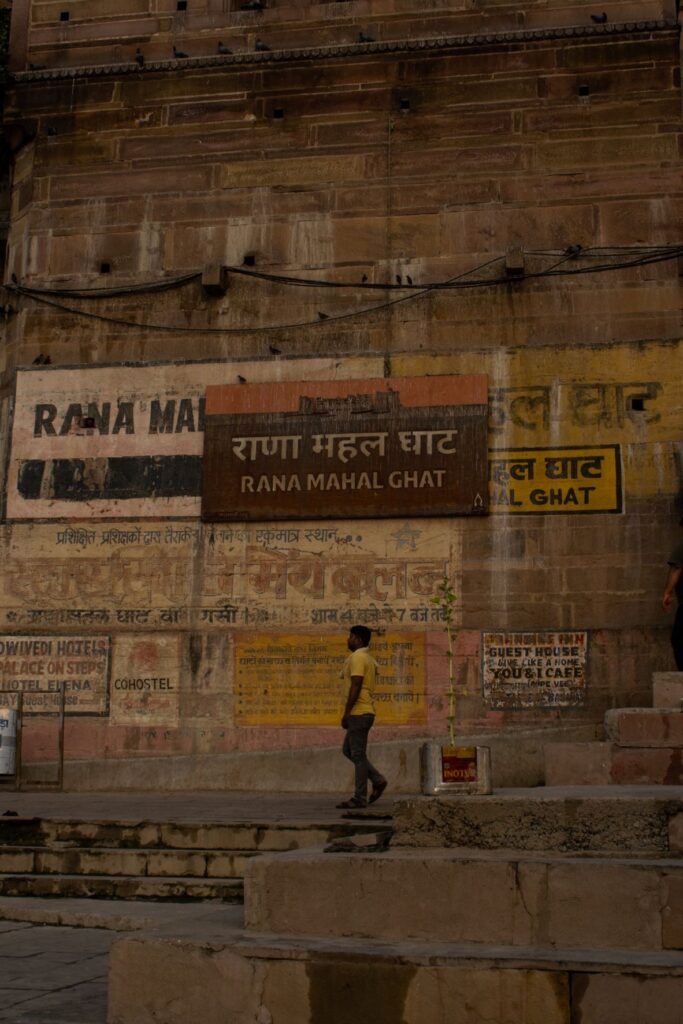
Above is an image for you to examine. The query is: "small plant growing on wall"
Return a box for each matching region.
[431,575,458,746]
[422,575,491,794]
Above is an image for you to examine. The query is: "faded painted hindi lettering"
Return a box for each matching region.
[234,632,427,726]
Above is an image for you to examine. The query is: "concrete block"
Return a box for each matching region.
[544,742,612,785]
[393,794,682,854]
[653,672,683,708]
[605,709,683,748]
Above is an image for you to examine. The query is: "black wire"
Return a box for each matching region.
[6,254,506,333]
[9,271,201,299]
[8,244,683,298]
[5,245,682,334]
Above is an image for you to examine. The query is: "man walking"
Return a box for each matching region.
[662,517,683,670]
[337,625,387,809]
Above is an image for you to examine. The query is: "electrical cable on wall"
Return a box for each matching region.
[3,244,682,335]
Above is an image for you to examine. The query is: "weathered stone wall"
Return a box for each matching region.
[0,0,680,773]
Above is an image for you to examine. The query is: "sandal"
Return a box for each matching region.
[368,780,387,805]
[336,798,367,809]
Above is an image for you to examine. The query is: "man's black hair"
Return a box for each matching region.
[350,624,372,647]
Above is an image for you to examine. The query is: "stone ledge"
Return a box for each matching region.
[10,19,676,82]
[107,928,683,1024]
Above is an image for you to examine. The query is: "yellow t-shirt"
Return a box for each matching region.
[342,647,377,715]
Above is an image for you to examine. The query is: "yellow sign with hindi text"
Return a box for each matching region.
[489,445,622,514]
[234,632,426,726]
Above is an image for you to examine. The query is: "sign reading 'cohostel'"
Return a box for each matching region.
[202,376,488,520]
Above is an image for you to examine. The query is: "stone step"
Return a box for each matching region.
[0,816,387,851]
[652,672,683,709]
[244,848,683,952]
[108,920,683,1024]
[545,741,683,785]
[0,871,243,901]
[0,845,256,878]
[393,791,683,854]
[605,709,683,748]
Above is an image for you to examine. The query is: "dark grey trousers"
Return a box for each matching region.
[673,605,683,670]
[342,713,384,802]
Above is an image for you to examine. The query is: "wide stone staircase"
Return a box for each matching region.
[0,814,390,901]
[107,671,683,1023]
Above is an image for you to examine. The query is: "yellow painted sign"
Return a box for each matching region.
[234,632,426,726]
[489,445,621,514]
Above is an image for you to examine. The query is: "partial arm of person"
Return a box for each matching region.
[341,675,363,729]
[662,565,682,611]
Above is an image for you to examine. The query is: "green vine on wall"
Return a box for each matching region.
[431,576,459,747]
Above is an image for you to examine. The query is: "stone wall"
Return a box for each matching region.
[0,0,680,774]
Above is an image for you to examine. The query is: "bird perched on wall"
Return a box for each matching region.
[590,12,608,22]
[173,45,189,59]
[241,0,264,9]
[269,345,281,355]
[134,48,144,67]
[217,41,232,54]
[361,274,368,283]
[395,274,402,285]
[358,31,374,43]
[32,354,51,365]
[254,38,270,51]
[238,374,247,383]
[406,275,413,285]
[317,311,329,320]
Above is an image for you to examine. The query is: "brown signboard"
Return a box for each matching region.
[201,375,488,521]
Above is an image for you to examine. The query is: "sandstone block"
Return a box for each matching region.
[0,849,34,872]
[544,742,612,786]
[145,850,208,878]
[544,861,663,950]
[669,813,683,854]
[245,850,679,950]
[570,973,683,1024]
[653,672,683,709]
[404,966,569,1024]
[108,937,260,1024]
[610,748,683,785]
[34,848,148,877]
[51,166,212,201]
[245,852,522,944]
[205,852,251,878]
[605,708,683,748]
[662,874,683,949]
[537,134,676,172]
